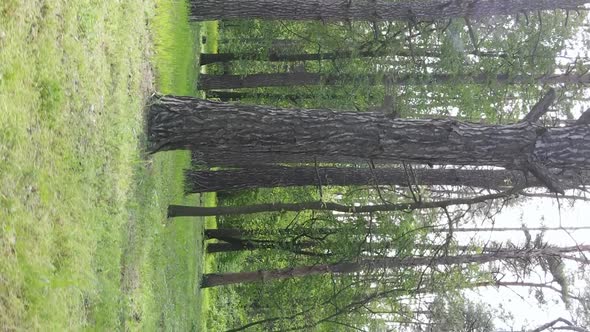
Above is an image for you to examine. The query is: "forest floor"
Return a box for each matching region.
[0,0,215,330]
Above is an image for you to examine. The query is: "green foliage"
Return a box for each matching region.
[427,294,497,332]
[208,11,585,121]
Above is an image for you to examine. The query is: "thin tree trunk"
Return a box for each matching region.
[190,0,589,22]
[201,245,590,287]
[169,189,516,217]
[198,71,590,90]
[198,49,507,65]
[185,167,586,193]
[204,225,590,242]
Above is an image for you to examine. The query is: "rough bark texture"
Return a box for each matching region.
[148,96,590,171]
[201,245,590,287]
[185,167,587,193]
[190,0,590,22]
[198,72,590,90]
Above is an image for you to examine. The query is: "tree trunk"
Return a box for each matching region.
[205,90,312,102]
[190,0,589,22]
[204,225,590,247]
[198,71,590,90]
[198,49,508,65]
[199,72,323,90]
[205,228,251,239]
[206,240,316,254]
[168,190,515,217]
[148,96,590,172]
[201,245,590,287]
[185,167,587,193]
[206,242,252,253]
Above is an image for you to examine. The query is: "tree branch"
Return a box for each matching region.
[531,317,589,332]
[520,88,556,123]
[527,158,565,194]
[575,108,590,125]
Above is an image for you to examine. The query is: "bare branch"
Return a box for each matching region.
[575,108,590,125]
[528,159,565,194]
[520,88,556,123]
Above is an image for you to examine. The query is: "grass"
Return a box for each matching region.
[0,0,215,329]
[196,18,221,329]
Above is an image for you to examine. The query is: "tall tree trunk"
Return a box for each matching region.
[190,0,589,22]
[199,49,508,65]
[185,167,586,193]
[198,71,590,90]
[148,95,589,173]
[205,225,590,241]
[201,245,590,287]
[168,189,516,217]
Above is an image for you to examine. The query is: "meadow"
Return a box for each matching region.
[0,0,216,329]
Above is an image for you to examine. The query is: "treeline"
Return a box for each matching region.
[148,1,590,331]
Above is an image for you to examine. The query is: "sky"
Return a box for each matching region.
[459,196,590,329]
[450,13,590,330]
[460,16,590,328]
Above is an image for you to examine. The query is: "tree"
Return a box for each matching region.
[197,71,590,90]
[189,0,589,22]
[168,188,517,217]
[198,49,509,66]
[149,91,586,191]
[205,90,314,102]
[185,166,588,193]
[205,225,590,242]
[201,244,590,288]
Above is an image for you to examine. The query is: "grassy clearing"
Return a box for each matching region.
[0,0,212,329]
[0,0,153,329]
[117,0,222,330]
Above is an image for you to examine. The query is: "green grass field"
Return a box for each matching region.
[0,0,216,329]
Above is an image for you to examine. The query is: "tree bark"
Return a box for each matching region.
[168,189,516,217]
[206,240,316,254]
[205,90,312,102]
[185,167,587,193]
[205,225,590,241]
[201,245,590,287]
[190,0,590,22]
[198,49,508,65]
[198,71,590,90]
[148,96,590,172]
